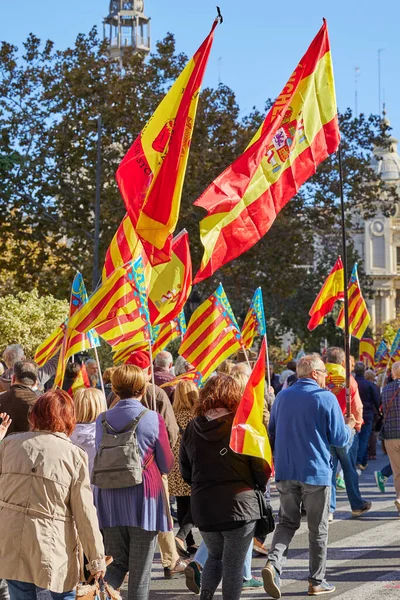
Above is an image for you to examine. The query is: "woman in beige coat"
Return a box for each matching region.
[0,390,106,600]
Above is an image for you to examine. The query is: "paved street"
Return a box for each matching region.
[136,450,400,599]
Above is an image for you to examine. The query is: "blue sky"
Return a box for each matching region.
[1,0,399,140]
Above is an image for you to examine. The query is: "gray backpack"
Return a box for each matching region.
[91,409,151,489]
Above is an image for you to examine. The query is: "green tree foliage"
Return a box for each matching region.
[0,289,68,357]
[0,28,397,347]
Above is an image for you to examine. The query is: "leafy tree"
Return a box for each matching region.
[0,28,397,348]
[0,289,68,357]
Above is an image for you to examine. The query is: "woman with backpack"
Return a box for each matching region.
[180,374,270,600]
[93,364,174,600]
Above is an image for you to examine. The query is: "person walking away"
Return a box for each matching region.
[325,347,371,519]
[379,360,400,515]
[354,362,380,470]
[180,374,270,600]
[365,369,381,460]
[0,390,106,600]
[0,413,11,600]
[70,387,107,476]
[168,380,198,558]
[94,365,174,600]
[154,351,176,403]
[262,354,356,598]
[0,361,39,434]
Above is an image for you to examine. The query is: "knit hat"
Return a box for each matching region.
[126,350,151,370]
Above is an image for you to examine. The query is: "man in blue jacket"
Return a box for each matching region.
[262,353,356,598]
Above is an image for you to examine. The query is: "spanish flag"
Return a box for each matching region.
[336,264,370,340]
[117,19,218,265]
[68,363,91,396]
[179,284,242,382]
[241,288,266,350]
[308,257,344,330]
[194,20,339,283]
[230,338,272,468]
[359,338,375,368]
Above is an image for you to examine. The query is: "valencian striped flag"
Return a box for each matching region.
[102,214,150,283]
[152,312,187,358]
[336,264,370,339]
[54,273,101,388]
[113,340,149,365]
[359,338,375,367]
[179,284,242,382]
[390,328,400,359]
[308,257,344,330]
[160,369,203,390]
[117,20,218,265]
[69,258,151,350]
[194,20,340,283]
[241,288,266,350]
[34,323,66,367]
[230,338,272,468]
[374,339,389,372]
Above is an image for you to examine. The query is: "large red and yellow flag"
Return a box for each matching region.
[336,264,370,339]
[102,214,150,283]
[308,257,344,330]
[34,323,66,367]
[179,284,242,382]
[359,338,375,368]
[194,20,339,283]
[117,20,218,265]
[230,338,272,468]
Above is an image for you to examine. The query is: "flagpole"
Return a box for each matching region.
[339,145,351,418]
[242,347,253,371]
[264,334,271,390]
[93,345,105,397]
[92,114,102,291]
[148,339,157,411]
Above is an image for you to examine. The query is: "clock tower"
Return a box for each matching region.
[103,0,151,60]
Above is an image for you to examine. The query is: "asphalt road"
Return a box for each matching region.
[140,449,400,599]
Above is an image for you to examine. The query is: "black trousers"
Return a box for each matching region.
[176,496,195,547]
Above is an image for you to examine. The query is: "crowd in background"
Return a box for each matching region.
[0,342,399,600]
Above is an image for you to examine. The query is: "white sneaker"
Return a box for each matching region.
[328,513,334,523]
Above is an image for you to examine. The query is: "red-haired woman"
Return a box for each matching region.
[180,375,270,600]
[0,390,106,600]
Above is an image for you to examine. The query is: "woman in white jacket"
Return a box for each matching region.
[70,387,107,475]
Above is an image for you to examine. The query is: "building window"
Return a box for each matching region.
[396,291,400,317]
[376,295,382,325]
[397,248,400,274]
[372,235,385,269]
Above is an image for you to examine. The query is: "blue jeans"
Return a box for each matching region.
[382,463,393,478]
[357,420,373,466]
[330,433,364,513]
[7,581,74,600]
[194,537,253,579]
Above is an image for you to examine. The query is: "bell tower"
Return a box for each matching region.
[103,0,151,60]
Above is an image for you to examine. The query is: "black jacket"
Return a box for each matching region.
[354,375,380,422]
[180,412,270,531]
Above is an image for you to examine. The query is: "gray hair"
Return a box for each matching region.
[392,361,400,379]
[296,353,324,378]
[14,360,38,386]
[3,344,25,368]
[174,355,192,376]
[326,346,345,365]
[85,359,97,367]
[232,363,252,377]
[154,351,173,369]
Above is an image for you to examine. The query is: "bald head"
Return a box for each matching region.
[154,351,173,371]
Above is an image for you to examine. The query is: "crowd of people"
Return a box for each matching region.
[0,342,399,600]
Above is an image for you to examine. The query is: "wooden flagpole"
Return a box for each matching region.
[339,145,351,418]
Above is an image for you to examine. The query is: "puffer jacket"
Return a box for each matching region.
[180,412,270,531]
[0,431,105,592]
[70,422,96,475]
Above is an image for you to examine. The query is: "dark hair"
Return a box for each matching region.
[65,362,81,380]
[14,360,38,386]
[195,375,242,417]
[287,360,297,372]
[326,347,345,365]
[354,361,365,376]
[29,390,76,436]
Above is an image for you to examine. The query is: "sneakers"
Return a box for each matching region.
[308,581,336,595]
[163,558,188,579]
[374,470,387,493]
[351,501,372,517]
[242,577,263,589]
[328,513,334,523]
[184,561,202,594]
[336,475,346,491]
[356,463,368,471]
[253,538,269,556]
[262,561,281,599]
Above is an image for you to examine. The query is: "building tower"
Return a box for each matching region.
[103,0,151,60]
[352,108,400,331]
